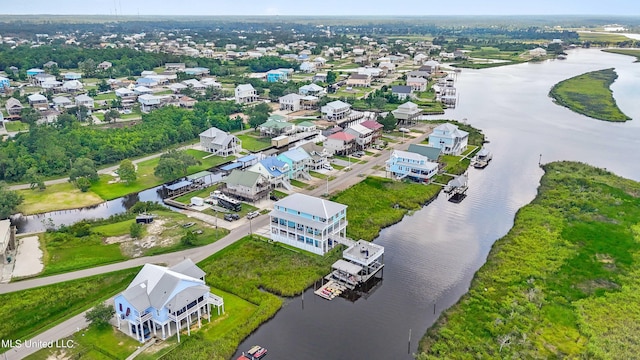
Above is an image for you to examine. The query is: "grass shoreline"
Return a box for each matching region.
[549,68,631,122]
[418,161,640,359]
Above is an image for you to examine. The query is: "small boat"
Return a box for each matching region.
[247,345,268,359]
[473,147,493,169]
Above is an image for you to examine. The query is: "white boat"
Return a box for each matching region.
[473,147,493,169]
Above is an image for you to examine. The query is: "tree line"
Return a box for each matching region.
[0,101,242,183]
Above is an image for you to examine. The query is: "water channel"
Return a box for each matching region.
[233,48,640,359]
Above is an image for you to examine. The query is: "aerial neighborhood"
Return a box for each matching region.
[0,13,607,360]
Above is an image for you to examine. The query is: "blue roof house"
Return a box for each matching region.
[248,156,291,189]
[26,68,44,77]
[114,259,224,343]
[277,147,311,180]
[266,68,292,83]
[0,76,10,89]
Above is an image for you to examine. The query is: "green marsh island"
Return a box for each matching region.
[418,161,640,359]
[549,68,631,122]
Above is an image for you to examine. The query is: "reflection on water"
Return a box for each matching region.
[233,49,640,360]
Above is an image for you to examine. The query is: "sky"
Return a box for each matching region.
[4,0,639,16]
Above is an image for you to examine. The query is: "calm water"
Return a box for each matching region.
[233,49,640,360]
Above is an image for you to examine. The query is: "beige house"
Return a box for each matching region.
[346,74,371,87]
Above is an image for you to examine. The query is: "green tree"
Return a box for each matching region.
[103,109,120,123]
[326,71,337,84]
[85,303,114,328]
[78,58,97,78]
[87,89,98,97]
[69,157,99,182]
[181,230,197,246]
[154,150,199,181]
[25,167,44,191]
[130,222,143,238]
[118,159,137,184]
[76,177,91,192]
[97,79,110,92]
[378,113,397,132]
[110,98,122,109]
[247,102,272,129]
[0,183,24,219]
[20,108,40,126]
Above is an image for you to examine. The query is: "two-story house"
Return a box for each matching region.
[221,169,271,202]
[114,260,224,343]
[138,94,162,112]
[346,73,371,87]
[270,193,348,255]
[344,123,374,150]
[324,131,356,155]
[248,156,291,189]
[5,97,23,116]
[199,127,242,156]
[386,150,439,182]
[27,93,48,110]
[277,147,311,180]
[407,77,428,92]
[279,93,304,112]
[321,100,352,122]
[234,84,258,104]
[428,123,469,155]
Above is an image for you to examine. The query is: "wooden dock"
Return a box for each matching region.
[314,280,347,300]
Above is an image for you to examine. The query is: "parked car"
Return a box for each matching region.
[352,153,362,158]
[182,222,195,228]
[399,127,410,133]
[191,229,203,235]
[247,211,259,219]
[322,164,334,171]
[224,214,235,222]
[270,194,279,201]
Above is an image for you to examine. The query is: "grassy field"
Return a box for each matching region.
[5,120,30,132]
[419,161,640,359]
[158,236,341,359]
[174,184,220,204]
[91,150,232,200]
[0,268,139,350]
[602,48,640,62]
[331,176,441,241]
[451,60,524,69]
[17,182,104,215]
[236,134,272,152]
[578,32,631,43]
[549,68,631,122]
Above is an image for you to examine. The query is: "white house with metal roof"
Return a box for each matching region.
[321,100,352,121]
[199,127,241,156]
[270,193,348,255]
[428,123,469,155]
[114,259,224,343]
[235,84,258,104]
[386,149,439,182]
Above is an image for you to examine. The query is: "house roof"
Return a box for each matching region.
[169,258,205,279]
[236,84,255,92]
[396,101,419,111]
[279,93,304,102]
[27,94,47,102]
[166,180,193,191]
[52,96,72,104]
[407,77,428,84]
[121,263,207,312]
[238,154,258,163]
[256,156,288,177]
[324,100,351,110]
[273,193,347,219]
[346,123,373,136]
[297,121,315,128]
[350,74,370,80]
[360,120,383,131]
[63,80,83,89]
[300,83,324,92]
[75,94,93,102]
[6,98,22,108]
[134,86,153,93]
[199,127,236,146]
[224,169,263,188]
[392,85,412,94]
[407,144,441,161]
[261,119,292,130]
[327,132,356,142]
[279,147,310,162]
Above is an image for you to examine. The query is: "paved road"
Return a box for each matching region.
[0,127,431,359]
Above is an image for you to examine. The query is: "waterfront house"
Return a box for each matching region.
[5,97,23,116]
[529,47,547,57]
[277,147,312,180]
[221,169,271,202]
[27,93,48,110]
[235,84,258,104]
[324,131,356,155]
[386,149,439,182]
[114,260,224,343]
[428,123,469,155]
[0,219,16,264]
[321,100,352,122]
[391,101,422,124]
[199,127,241,156]
[269,193,348,255]
[422,60,440,73]
[248,156,291,189]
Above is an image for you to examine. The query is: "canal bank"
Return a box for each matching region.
[233,48,640,360]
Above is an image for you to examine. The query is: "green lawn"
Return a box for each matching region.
[309,171,328,179]
[174,184,220,204]
[91,150,232,200]
[578,32,631,43]
[0,268,139,350]
[94,92,116,101]
[237,134,272,152]
[290,179,309,188]
[331,176,441,241]
[549,68,631,122]
[602,48,640,62]
[419,161,640,359]
[5,121,29,132]
[17,182,104,215]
